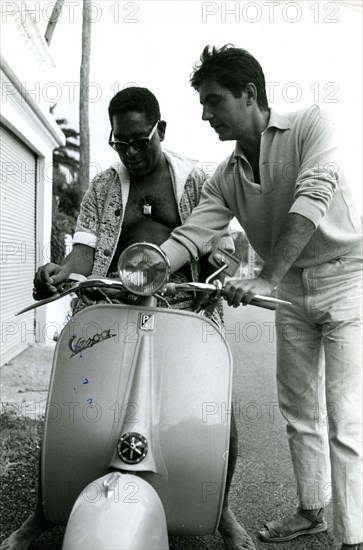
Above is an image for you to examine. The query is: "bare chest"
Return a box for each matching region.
[122,170,180,229]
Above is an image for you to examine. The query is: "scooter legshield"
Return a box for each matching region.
[42,304,232,534]
[62,472,169,550]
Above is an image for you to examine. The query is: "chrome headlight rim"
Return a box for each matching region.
[117,242,170,296]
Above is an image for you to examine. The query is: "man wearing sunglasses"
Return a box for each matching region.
[33,87,231,321]
[5,88,248,550]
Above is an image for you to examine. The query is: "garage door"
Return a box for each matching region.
[0,125,37,365]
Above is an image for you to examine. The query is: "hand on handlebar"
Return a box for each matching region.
[33,263,70,300]
[223,277,275,308]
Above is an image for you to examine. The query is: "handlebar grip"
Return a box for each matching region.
[249,298,277,311]
[249,295,291,310]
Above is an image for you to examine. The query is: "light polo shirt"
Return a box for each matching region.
[161,105,362,271]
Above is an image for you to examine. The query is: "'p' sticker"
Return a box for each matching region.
[140,313,155,331]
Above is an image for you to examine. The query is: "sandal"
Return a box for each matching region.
[259,507,327,543]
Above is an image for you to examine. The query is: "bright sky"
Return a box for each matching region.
[15,1,363,217]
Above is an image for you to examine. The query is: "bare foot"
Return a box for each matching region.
[0,511,51,550]
[218,506,256,550]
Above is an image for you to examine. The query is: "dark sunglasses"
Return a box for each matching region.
[108,120,159,153]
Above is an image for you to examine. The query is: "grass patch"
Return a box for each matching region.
[0,414,42,476]
[0,414,43,542]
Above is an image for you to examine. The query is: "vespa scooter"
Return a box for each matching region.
[17,243,289,549]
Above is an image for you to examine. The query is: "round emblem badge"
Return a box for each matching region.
[117,432,148,464]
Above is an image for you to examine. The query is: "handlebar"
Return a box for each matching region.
[16,277,124,316]
[164,282,290,310]
[17,275,291,315]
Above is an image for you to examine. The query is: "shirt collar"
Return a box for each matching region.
[267,108,291,131]
[112,148,198,206]
[231,108,291,163]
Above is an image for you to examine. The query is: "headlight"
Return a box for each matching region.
[117,243,170,296]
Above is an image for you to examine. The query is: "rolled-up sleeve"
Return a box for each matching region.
[73,180,99,248]
[289,106,339,227]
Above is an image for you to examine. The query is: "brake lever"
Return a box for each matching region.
[16,293,62,315]
[16,278,126,316]
[16,281,84,316]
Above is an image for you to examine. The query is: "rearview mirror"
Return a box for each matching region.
[208,247,241,277]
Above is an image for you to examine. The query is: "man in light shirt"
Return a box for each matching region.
[158,45,362,550]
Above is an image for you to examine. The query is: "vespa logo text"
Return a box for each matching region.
[69,329,116,358]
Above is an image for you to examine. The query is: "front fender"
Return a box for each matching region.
[62,472,169,550]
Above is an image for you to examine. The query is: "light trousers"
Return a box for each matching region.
[276,258,362,544]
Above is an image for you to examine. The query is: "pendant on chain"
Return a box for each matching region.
[143,204,152,215]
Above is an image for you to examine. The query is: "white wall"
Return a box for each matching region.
[1,4,66,347]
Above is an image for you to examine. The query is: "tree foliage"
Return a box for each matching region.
[50,108,81,263]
